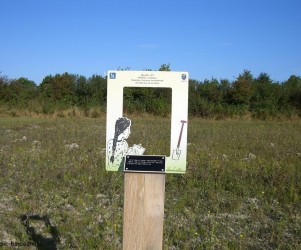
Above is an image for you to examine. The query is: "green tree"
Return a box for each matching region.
[220,79,231,103]
[39,73,77,109]
[159,64,171,71]
[188,79,202,116]
[251,73,273,105]
[52,73,76,103]
[88,74,107,106]
[250,73,279,117]
[40,75,55,99]
[283,75,301,112]
[8,77,37,106]
[0,74,11,103]
[199,78,223,103]
[228,70,253,105]
[75,75,88,106]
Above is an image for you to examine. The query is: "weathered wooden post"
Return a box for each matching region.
[123,172,165,249]
[105,71,189,249]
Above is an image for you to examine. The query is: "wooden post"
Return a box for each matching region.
[123,172,166,250]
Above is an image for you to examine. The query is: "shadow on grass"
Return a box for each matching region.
[20,214,60,250]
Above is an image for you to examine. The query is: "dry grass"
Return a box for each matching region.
[0,106,106,119]
[0,116,300,249]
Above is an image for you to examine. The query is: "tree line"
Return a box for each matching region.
[0,65,300,118]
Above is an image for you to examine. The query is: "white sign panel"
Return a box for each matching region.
[106,70,189,174]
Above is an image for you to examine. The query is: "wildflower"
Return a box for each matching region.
[13,136,27,142]
[243,153,256,161]
[65,143,79,150]
[222,154,228,161]
[65,204,74,210]
[31,140,41,152]
[248,153,256,159]
[96,215,103,224]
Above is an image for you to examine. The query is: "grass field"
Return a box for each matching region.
[0,116,300,249]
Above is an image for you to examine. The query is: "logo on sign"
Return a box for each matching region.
[109,72,116,79]
[181,74,187,80]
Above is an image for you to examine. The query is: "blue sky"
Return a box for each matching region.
[1,0,300,84]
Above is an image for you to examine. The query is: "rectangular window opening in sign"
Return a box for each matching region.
[123,87,172,157]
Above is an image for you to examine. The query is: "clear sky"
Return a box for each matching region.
[1,0,300,84]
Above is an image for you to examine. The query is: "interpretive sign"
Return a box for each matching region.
[106,70,189,174]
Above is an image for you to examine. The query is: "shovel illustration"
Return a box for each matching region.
[172,120,187,160]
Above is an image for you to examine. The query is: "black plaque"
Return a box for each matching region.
[124,155,165,173]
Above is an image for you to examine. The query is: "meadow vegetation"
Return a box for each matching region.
[0,115,300,249]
